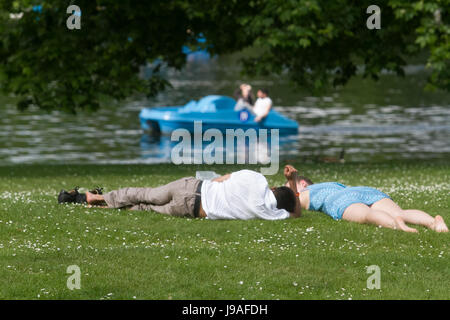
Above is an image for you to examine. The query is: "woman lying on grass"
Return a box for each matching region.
[286,165,448,233]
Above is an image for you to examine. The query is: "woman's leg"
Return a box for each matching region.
[342,203,418,232]
[371,198,448,232]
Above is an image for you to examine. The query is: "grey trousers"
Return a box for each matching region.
[103,177,202,218]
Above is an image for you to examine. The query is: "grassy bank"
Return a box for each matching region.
[0,161,449,299]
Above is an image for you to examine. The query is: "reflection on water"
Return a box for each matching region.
[0,57,449,164]
[140,133,299,164]
[281,104,450,162]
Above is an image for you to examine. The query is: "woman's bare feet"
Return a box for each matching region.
[431,215,449,233]
[86,191,106,206]
[394,216,418,233]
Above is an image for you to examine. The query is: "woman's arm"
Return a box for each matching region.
[284,165,302,218]
[234,99,254,112]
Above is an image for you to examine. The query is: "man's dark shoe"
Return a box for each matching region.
[57,187,103,204]
[89,187,103,195]
[58,187,86,204]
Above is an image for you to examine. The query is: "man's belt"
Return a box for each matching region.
[193,180,203,218]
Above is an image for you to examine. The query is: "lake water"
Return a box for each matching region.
[0,57,449,164]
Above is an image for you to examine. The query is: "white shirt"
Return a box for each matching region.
[253,97,272,117]
[200,170,290,220]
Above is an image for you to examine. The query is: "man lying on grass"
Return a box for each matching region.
[60,165,302,220]
[285,165,448,233]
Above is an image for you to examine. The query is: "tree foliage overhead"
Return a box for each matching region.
[0,0,448,112]
[0,0,249,112]
[238,0,449,91]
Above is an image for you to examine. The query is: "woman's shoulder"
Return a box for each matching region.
[308,182,347,189]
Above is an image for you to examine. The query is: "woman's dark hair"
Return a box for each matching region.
[272,186,296,213]
[234,87,254,105]
[259,88,269,95]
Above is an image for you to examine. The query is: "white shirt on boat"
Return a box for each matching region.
[253,97,272,117]
[200,169,290,220]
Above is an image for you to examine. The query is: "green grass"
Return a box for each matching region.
[0,161,449,300]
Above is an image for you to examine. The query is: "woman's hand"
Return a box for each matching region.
[284,165,298,181]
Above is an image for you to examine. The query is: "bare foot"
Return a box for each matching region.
[85,191,94,205]
[394,216,418,233]
[86,191,106,206]
[432,215,449,233]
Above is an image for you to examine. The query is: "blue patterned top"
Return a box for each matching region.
[307,182,347,211]
[306,182,390,220]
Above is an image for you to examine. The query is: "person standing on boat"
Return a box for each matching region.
[253,88,272,122]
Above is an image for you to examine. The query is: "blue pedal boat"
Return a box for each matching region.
[139,95,299,135]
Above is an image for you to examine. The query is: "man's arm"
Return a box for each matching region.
[212,174,231,182]
[284,165,302,218]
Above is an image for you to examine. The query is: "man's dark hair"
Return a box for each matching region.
[259,88,269,95]
[272,186,296,213]
[298,175,314,186]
